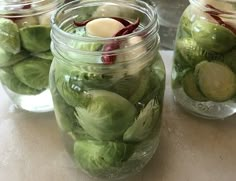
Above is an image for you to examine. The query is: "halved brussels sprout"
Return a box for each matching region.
[0,67,42,95]
[123,98,160,142]
[0,48,30,67]
[111,70,150,104]
[191,19,236,53]
[182,70,207,101]
[224,48,236,73]
[55,63,113,107]
[75,90,136,140]
[179,6,192,36]
[13,57,51,90]
[195,61,236,102]
[33,51,53,61]
[176,38,224,67]
[20,25,51,53]
[0,18,20,54]
[74,139,134,176]
[51,80,78,132]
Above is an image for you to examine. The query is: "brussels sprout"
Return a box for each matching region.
[13,57,51,90]
[51,87,78,132]
[111,71,150,104]
[55,63,113,106]
[179,6,192,36]
[0,18,20,54]
[123,98,160,142]
[176,38,224,67]
[0,67,42,95]
[33,51,53,61]
[75,90,136,140]
[20,25,51,53]
[195,61,236,102]
[74,139,134,176]
[0,48,30,67]
[224,48,236,73]
[191,19,236,53]
[182,70,207,101]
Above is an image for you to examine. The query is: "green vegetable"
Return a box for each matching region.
[182,70,207,101]
[74,139,134,176]
[0,48,29,67]
[13,57,51,90]
[123,98,160,142]
[0,18,20,54]
[33,51,53,61]
[179,6,192,36]
[0,67,42,95]
[75,90,136,140]
[195,61,236,102]
[20,25,51,53]
[191,19,236,53]
[224,48,236,73]
[176,38,223,67]
[51,75,78,132]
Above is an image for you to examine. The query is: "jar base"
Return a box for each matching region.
[173,88,236,120]
[3,86,53,113]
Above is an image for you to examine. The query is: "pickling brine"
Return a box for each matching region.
[0,0,63,112]
[50,0,165,179]
[172,0,236,119]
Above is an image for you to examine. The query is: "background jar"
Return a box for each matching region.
[0,0,63,112]
[172,0,236,119]
[50,0,165,179]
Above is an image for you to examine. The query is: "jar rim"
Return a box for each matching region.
[51,0,159,43]
[0,0,64,17]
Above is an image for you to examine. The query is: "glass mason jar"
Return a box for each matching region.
[0,0,63,112]
[172,0,236,119]
[50,0,165,179]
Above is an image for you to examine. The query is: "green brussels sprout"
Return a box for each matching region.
[179,6,192,36]
[20,25,51,53]
[0,67,42,95]
[0,48,30,67]
[51,75,78,132]
[13,57,51,90]
[224,48,236,73]
[33,51,53,61]
[75,90,136,140]
[195,61,236,102]
[191,19,236,53]
[123,98,160,142]
[55,62,113,107]
[182,70,207,101]
[176,38,224,67]
[74,139,134,176]
[0,18,20,54]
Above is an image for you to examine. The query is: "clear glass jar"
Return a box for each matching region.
[156,0,189,49]
[50,0,165,179]
[0,0,63,112]
[172,0,236,119]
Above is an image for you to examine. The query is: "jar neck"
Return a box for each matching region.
[0,0,64,17]
[190,0,236,15]
[51,0,160,66]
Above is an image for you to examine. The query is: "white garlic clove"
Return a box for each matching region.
[123,36,147,60]
[92,5,121,17]
[15,16,39,28]
[38,11,54,26]
[86,18,124,38]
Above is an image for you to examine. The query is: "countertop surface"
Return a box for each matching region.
[0,51,236,181]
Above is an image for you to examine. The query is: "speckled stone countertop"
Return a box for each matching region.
[0,51,236,181]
